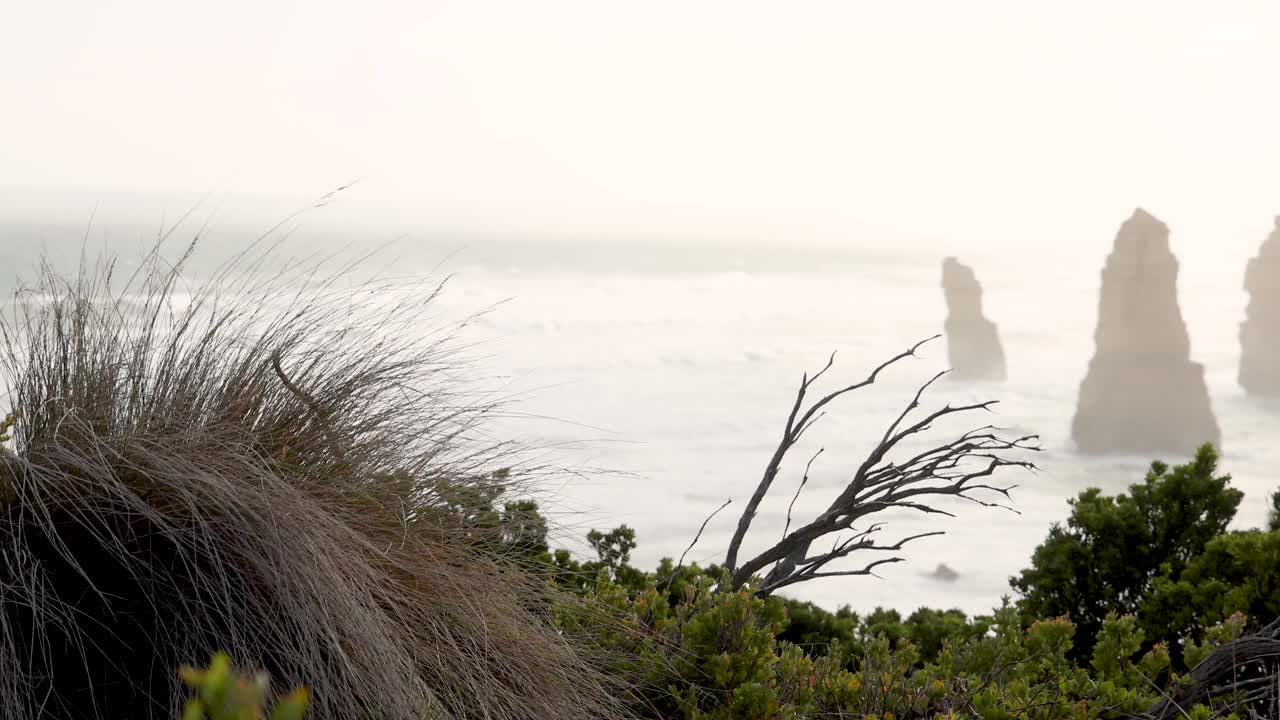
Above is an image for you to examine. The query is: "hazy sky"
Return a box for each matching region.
[2,1,1278,249]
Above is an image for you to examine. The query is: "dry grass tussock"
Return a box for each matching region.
[0,240,632,720]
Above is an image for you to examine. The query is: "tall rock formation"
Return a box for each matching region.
[1239,217,1280,395]
[941,257,1006,381]
[1071,208,1220,455]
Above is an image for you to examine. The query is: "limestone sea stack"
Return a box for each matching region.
[941,257,1006,381]
[1239,217,1280,395]
[1071,208,1220,455]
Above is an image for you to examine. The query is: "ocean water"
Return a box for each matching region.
[426,240,1280,617]
[3,221,1278,617]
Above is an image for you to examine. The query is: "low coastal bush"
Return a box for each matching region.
[539,445,1279,719]
[5,244,1276,719]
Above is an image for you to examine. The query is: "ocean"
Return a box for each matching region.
[3,220,1277,618]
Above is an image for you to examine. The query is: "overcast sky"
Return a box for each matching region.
[2,1,1278,250]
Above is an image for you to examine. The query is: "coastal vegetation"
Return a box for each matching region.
[1,243,1274,719]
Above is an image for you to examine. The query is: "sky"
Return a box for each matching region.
[2,1,1279,251]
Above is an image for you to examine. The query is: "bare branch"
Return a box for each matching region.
[808,351,839,387]
[782,448,823,542]
[791,336,941,444]
[677,498,732,570]
[1133,618,1280,719]
[723,335,941,574]
[762,528,945,593]
[761,557,903,594]
[721,338,1040,595]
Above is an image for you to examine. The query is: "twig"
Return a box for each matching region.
[782,448,823,541]
[677,498,732,570]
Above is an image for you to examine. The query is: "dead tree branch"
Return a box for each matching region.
[677,498,732,569]
[1132,617,1280,720]
[722,337,1039,595]
[782,448,823,542]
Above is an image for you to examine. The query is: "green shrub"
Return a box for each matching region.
[179,653,309,720]
[540,441,1272,719]
[1143,529,1280,648]
[1011,444,1241,659]
[560,575,1235,719]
